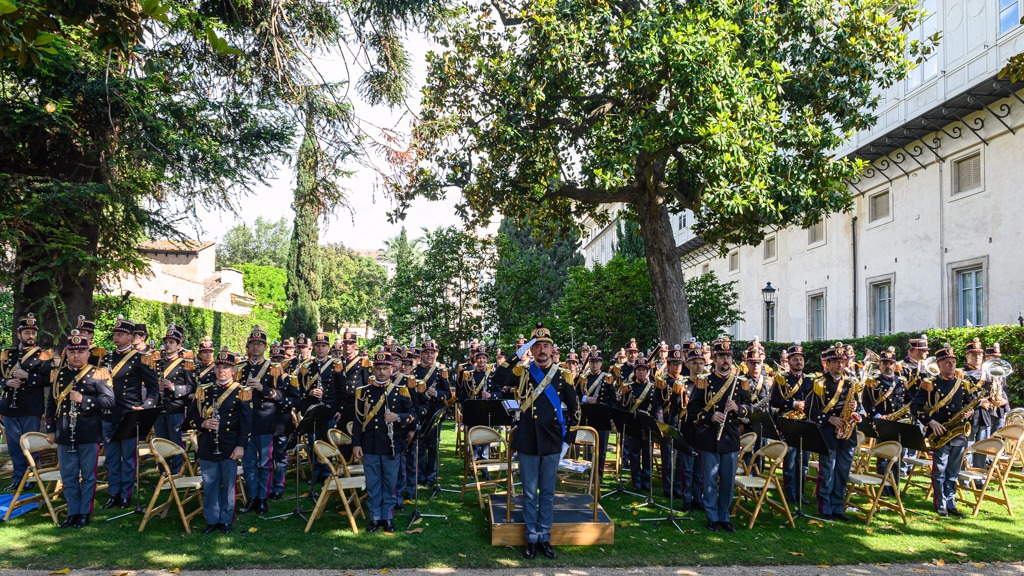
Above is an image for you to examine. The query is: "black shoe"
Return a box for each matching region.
[679,501,692,512]
[202,524,220,534]
[367,520,381,533]
[118,497,131,509]
[73,514,90,528]
[820,514,834,521]
[706,521,720,532]
[221,523,233,534]
[949,508,966,518]
[383,520,396,533]
[268,491,283,500]
[691,501,705,512]
[238,498,255,514]
[936,508,949,517]
[538,541,558,559]
[719,521,737,533]
[833,513,852,522]
[59,514,80,529]
[2,481,19,492]
[394,502,406,512]
[256,498,268,514]
[101,496,120,509]
[522,543,537,559]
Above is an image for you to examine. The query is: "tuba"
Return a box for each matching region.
[982,358,1013,406]
[920,356,941,378]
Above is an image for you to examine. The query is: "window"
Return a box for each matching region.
[728,250,739,273]
[701,263,710,275]
[808,221,825,245]
[808,292,826,340]
[172,294,179,304]
[953,153,982,195]
[1001,0,1022,35]
[764,235,777,261]
[907,0,939,89]
[871,281,894,335]
[957,267,985,327]
[868,190,891,223]
[729,320,741,339]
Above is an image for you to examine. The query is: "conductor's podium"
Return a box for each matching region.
[488,493,614,546]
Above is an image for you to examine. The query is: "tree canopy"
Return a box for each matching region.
[320,243,387,333]
[217,218,292,270]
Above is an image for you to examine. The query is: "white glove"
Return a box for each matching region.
[560,442,570,460]
[517,338,537,360]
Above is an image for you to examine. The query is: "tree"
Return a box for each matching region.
[320,243,388,333]
[553,255,658,357]
[236,264,288,316]
[482,216,582,340]
[382,227,422,343]
[615,211,645,261]
[284,111,325,337]
[217,218,291,270]
[397,0,932,346]
[686,272,743,344]
[381,229,423,265]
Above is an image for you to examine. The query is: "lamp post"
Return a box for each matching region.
[762,282,777,341]
[1018,311,1023,327]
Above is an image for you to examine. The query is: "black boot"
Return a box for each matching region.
[238,498,255,514]
[59,514,79,529]
[538,541,558,559]
[101,496,121,509]
[522,543,537,559]
[73,514,90,528]
[255,498,267,514]
[202,524,220,534]
[367,520,381,533]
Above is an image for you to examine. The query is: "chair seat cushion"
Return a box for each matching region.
[848,473,884,486]
[37,470,64,482]
[327,476,365,490]
[166,476,204,490]
[905,457,931,467]
[735,476,768,489]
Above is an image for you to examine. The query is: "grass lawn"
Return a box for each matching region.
[2,423,1023,570]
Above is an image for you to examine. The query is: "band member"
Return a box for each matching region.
[131,323,151,353]
[492,323,579,560]
[619,356,661,492]
[236,325,285,514]
[771,344,813,503]
[681,346,706,511]
[459,348,501,478]
[575,349,616,475]
[101,316,159,509]
[659,345,687,500]
[741,341,771,470]
[563,350,580,380]
[911,343,980,517]
[67,316,104,368]
[154,324,197,475]
[186,348,252,534]
[268,342,301,500]
[395,347,421,502]
[688,338,750,532]
[45,330,115,528]
[352,350,416,534]
[282,338,296,361]
[337,330,370,418]
[864,347,907,494]
[297,332,344,482]
[779,349,790,372]
[295,334,313,364]
[413,337,451,488]
[195,338,219,386]
[901,335,930,403]
[1,313,53,492]
[614,338,640,386]
[806,344,862,521]
[965,338,1007,469]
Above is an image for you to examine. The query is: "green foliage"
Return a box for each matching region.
[482,217,583,341]
[319,243,387,333]
[615,214,645,261]
[217,218,292,270]
[553,256,658,357]
[236,263,288,315]
[381,227,422,339]
[686,272,743,343]
[0,290,12,345]
[284,115,325,337]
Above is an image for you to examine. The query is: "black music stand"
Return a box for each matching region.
[858,419,880,439]
[776,418,828,521]
[625,412,668,512]
[106,407,161,521]
[579,404,612,482]
[266,404,330,521]
[637,421,694,533]
[399,408,449,529]
[874,418,928,491]
[603,407,645,500]
[749,410,781,441]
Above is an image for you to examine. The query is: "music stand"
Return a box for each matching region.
[266,404,329,521]
[399,408,449,530]
[603,407,645,500]
[874,419,928,491]
[625,412,668,512]
[858,419,879,439]
[579,404,612,482]
[749,410,781,441]
[106,407,161,521]
[637,421,694,533]
[776,418,828,521]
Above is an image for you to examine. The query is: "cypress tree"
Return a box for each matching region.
[283,110,323,337]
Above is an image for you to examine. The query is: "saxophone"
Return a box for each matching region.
[885,404,911,422]
[926,394,984,449]
[835,377,862,440]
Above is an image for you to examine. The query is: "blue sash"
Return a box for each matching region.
[529,362,566,440]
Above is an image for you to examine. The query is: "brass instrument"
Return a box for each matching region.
[885,404,911,422]
[926,394,984,449]
[780,408,806,420]
[982,358,1013,405]
[921,356,940,378]
[835,376,862,440]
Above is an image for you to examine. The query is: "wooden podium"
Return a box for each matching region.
[488,493,615,546]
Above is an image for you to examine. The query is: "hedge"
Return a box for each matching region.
[730,325,1024,405]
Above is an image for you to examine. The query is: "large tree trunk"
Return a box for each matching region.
[634,188,692,345]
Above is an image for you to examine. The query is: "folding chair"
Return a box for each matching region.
[558,426,598,495]
[454,404,466,458]
[732,440,794,529]
[737,432,758,474]
[461,425,516,509]
[845,441,907,525]
[0,421,10,479]
[304,440,365,533]
[3,432,65,524]
[901,451,933,496]
[958,437,1012,516]
[139,438,204,533]
[993,424,1024,482]
[606,428,621,478]
[327,428,364,476]
[852,429,872,473]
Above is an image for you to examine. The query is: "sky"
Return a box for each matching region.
[192,32,492,251]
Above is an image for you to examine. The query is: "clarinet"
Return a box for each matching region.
[212,401,223,456]
[716,374,738,442]
[67,372,79,453]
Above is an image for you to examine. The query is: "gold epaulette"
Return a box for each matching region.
[740,377,751,391]
[611,365,621,376]
[238,386,253,402]
[50,369,58,384]
[196,384,210,402]
[271,364,283,378]
[954,368,966,379]
[92,367,111,381]
[865,377,878,389]
[407,377,418,388]
[764,365,774,377]
[739,363,749,375]
[289,375,300,388]
[813,377,826,397]
[355,387,364,401]
[38,349,53,361]
[512,365,524,377]
[576,374,587,386]
[919,379,934,393]
[140,353,156,369]
[441,369,449,379]
[774,373,787,388]
[399,386,411,398]
[695,376,708,390]
[655,375,667,390]
[300,365,309,376]
[91,346,106,357]
[0,349,10,363]
[561,368,574,381]
[334,362,344,372]
[182,350,194,360]
[361,358,371,368]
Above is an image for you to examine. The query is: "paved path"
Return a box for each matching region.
[2,563,1022,576]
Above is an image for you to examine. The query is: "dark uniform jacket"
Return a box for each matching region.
[413,362,451,421]
[492,357,580,456]
[155,352,197,415]
[195,361,218,386]
[900,355,926,404]
[806,373,862,451]
[614,361,636,389]
[864,373,907,420]
[688,370,752,453]
[1,345,53,416]
[458,368,502,403]
[236,357,285,436]
[45,364,116,445]
[185,382,253,461]
[911,375,980,448]
[744,373,772,413]
[619,376,664,438]
[661,374,688,428]
[351,380,416,456]
[771,372,814,413]
[575,369,617,407]
[102,347,159,423]
[336,354,371,411]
